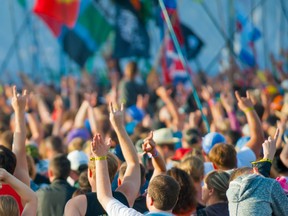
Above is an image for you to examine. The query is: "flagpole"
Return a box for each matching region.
[158,0,210,133]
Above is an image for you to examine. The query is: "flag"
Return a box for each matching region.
[235,12,261,67]
[161,34,191,85]
[160,0,194,86]
[17,0,27,8]
[58,0,114,67]
[181,23,204,59]
[113,0,150,58]
[34,0,80,36]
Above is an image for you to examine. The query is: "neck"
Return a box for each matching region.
[206,196,225,206]
[149,207,172,214]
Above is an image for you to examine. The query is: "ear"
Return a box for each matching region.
[48,168,53,178]
[88,168,93,178]
[212,163,218,170]
[146,194,154,207]
[117,178,122,186]
[208,187,214,196]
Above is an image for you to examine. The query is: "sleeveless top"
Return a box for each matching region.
[85,191,129,216]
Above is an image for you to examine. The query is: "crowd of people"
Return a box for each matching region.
[0,58,288,216]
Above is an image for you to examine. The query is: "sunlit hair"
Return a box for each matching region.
[0,195,19,216]
[205,170,230,201]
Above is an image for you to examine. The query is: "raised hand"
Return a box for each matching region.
[262,128,280,161]
[91,134,111,158]
[142,131,157,156]
[220,92,234,112]
[109,103,125,129]
[11,86,27,113]
[235,91,254,113]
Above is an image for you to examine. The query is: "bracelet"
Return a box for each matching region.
[90,156,107,161]
[259,158,272,163]
[244,107,254,113]
[148,150,158,158]
[251,158,272,164]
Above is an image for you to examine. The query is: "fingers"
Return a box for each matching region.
[274,128,280,140]
[22,89,27,96]
[109,102,114,113]
[235,91,241,101]
[12,86,17,98]
[120,103,124,111]
[246,90,251,100]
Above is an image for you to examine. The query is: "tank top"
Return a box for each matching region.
[85,191,129,216]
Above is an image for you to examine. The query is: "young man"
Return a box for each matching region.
[37,154,76,216]
[91,133,180,216]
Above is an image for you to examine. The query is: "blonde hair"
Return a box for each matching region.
[178,156,204,183]
[0,195,19,216]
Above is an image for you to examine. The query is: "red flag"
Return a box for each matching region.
[34,0,80,36]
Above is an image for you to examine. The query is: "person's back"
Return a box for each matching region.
[85,191,129,216]
[227,173,288,216]
[37,154,76,216]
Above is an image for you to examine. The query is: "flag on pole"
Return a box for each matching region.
[113,0,150,58]
[58,1,114,67]
[33,0,80,36]
[235,12,261,67]
[17,0,27,8]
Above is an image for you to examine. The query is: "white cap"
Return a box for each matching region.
[67,150,88,171]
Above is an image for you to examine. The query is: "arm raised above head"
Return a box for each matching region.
[109,103,141,207]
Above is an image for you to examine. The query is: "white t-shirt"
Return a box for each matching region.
[107,199,143,216]
[106,199,175,216]
[204,146,256,175]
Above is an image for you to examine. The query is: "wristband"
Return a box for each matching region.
[90,156,107,161]
[259,158,272,163]
[251,158,272,164]
[148,150,158,158]
[244,107,254,113]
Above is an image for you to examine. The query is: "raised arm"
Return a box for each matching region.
[73,100,89,129]
[92,134,142,216]
[109,103,140,207]
[156,86,182,131]
[92,134,113,206]
[221,92,241,132]
[235,91,265,158]
[11,86,30,186]
[0,168,37,216]
[142,131,166,181]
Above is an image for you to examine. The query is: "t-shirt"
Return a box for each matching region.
[107,199,143,216]
[0,184,23,213]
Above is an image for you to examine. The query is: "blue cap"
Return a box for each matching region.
[236,136,250,151]
[202,132,226,154]
[126,105,145,122]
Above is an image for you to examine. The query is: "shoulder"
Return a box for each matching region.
[65,195,87,216]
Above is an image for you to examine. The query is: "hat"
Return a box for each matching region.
[67,150,88,171]
[171,148,192,161]
[126,105,145,122]
[235,136,250,151]
[202,132,226,154]
[153,128,180,145]
[66,128,91,145]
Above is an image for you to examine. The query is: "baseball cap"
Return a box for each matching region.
[202,132,226,154]
[67,150,88,172]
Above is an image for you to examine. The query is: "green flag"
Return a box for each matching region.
[17,0,27,8]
